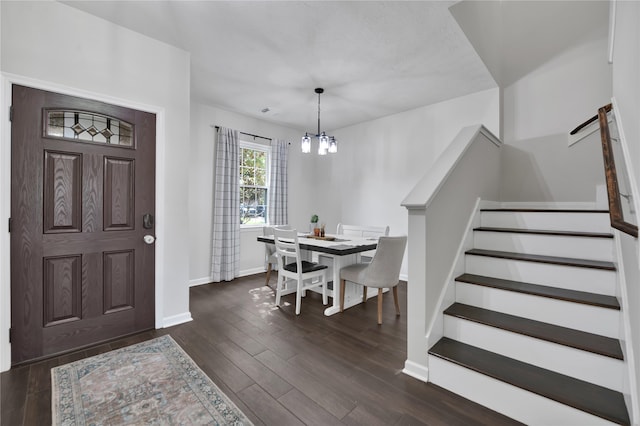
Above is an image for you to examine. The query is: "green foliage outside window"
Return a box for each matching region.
[239,146,268,225]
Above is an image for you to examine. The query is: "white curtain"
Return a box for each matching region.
[268,138,288,225]
[211,127,240,282]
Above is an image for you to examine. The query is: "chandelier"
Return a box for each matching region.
[301,88,338,155]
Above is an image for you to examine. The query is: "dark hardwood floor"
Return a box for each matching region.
[1,273,521,425]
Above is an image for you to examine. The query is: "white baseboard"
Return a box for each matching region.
[403,359,430,382]
[198,266,403,283]
[163,311,193,328]
[190,268,266,287]
[193,268,401,284]
[189,276,213,287]
[239,267,265,277]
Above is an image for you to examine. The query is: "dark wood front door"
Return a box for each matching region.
[10,85,156,365]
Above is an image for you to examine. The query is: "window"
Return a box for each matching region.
[239,141,269,226]
[45,110,134,147]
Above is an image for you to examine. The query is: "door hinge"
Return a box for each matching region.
[9,328,12,343]
[9,105,13,122]
[8,217,11,233]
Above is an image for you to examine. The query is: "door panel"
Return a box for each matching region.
[10,85,156,364]
[103,249,135,313]
[43,254,82,327]
[104,157,135,230]
[43,150,83,233]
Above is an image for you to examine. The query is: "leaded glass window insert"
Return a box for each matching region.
[45,110,133,147]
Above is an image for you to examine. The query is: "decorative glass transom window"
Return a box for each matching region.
[45,110,134,147]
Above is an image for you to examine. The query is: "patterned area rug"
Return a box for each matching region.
[51,335,253,425]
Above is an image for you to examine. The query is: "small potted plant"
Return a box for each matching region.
[310,214,319,235]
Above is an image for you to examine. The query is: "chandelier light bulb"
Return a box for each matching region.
[319,132,329,151]
[301,133,311,153]
[328,137,338,153]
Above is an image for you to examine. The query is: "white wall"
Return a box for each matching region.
[612,1,640,421]
[501,34,612,202]
[613,0,640,209]
[0,1,191,369]
[314,88,500,278]
[189,102,308,284]
[190,89,499,284]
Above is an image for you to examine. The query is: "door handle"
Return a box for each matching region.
[143,235,155,245]
[143,213,154,229]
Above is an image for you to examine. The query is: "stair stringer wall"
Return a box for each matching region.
[402,125,503,381]
[614,229,639,425]
[423,198,491,352]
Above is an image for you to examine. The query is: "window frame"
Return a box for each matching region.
[239,139,271,229]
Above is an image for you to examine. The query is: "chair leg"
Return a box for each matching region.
[377,288,383,325]
[295,279,303,315]
[265,263,272,286]
[275,275,283,306]
[362,285,368,303]
[393,286,400,316]
[340,279,346,312]
[322,274,328,306]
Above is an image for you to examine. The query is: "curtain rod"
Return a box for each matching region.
[213,125,271,142]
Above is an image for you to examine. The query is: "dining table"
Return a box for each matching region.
[257,233,379,316]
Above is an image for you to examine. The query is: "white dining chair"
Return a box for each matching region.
[339,235,407,324]
[273,228,328,315]
[263,225,290,287]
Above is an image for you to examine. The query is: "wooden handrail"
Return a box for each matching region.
[598,104,638,237]
[570,104,612,135]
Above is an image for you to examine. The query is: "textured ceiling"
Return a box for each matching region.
[61,1,608,133]
[61,0,496,133]
[450,0,609,87]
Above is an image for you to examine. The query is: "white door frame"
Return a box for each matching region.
[0,72,166,371]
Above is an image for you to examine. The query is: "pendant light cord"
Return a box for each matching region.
[317,92,321,136]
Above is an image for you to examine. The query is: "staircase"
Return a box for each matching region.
[428,208,631,425]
